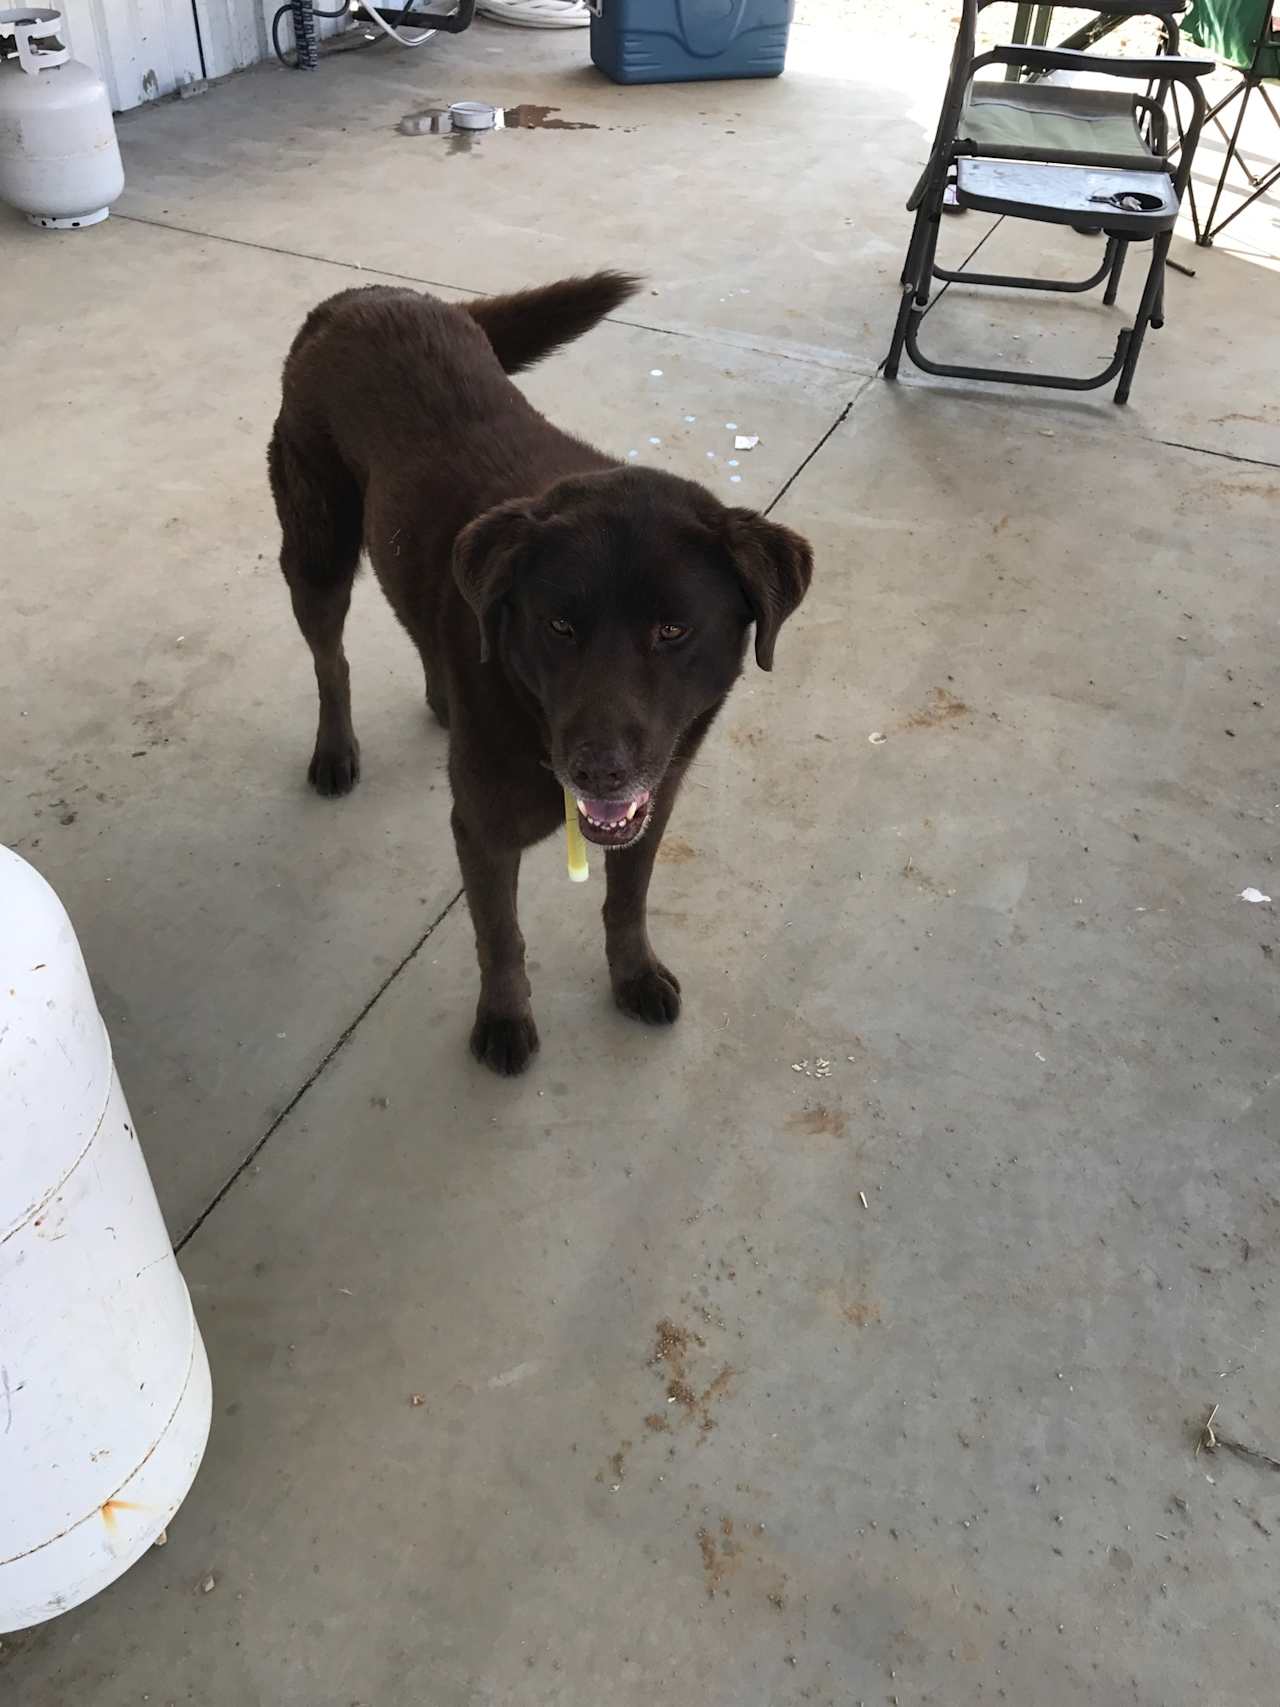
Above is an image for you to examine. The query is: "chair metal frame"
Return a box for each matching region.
[1175,7,1280,244]
[884,0,1212,403]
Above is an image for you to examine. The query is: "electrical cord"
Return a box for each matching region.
[358,0,439,48]
[272,0,349,68]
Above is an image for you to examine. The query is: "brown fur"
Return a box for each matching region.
[268,273,812,1074]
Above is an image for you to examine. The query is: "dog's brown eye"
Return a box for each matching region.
[657,623,689,644]
[548,618,575,639]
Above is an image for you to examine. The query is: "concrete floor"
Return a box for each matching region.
[4,16,1280,1705]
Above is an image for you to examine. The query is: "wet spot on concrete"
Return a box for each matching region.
[504,105,597,132]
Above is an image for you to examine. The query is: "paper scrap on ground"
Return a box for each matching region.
[734,434,759,451]
[1240,887,1272,904]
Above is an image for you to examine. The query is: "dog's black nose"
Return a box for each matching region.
[569,748,630,799]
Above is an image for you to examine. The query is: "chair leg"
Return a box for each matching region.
[1168,82,1207,246]
[914,212,943,308]
[898,200,931,287]
[883,284,915,383]
[1115,232,1171,405]
[885,199,944,381]
[1102,238,1127,307]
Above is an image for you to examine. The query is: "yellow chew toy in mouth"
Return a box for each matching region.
[564,788,589,883]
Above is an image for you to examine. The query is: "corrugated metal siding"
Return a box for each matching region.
[60,0,204,110]
[193,0,263,77]
[56,0,354,112]
[196,0,350,79]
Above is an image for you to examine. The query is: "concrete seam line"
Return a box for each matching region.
[113,215,867,380]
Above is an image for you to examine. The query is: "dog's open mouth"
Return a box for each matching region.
[575,789,653,848]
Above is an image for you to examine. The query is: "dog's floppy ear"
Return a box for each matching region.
[452,499,537,663]
[722,510,814,671]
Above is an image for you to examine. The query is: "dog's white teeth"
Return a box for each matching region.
[625,801,639,822]
[575,798,588,815]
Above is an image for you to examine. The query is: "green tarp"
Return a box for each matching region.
[1183,0,1280,79]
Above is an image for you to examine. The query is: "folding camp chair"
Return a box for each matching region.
[883,0,1213,403]
[1178,0,1280,243]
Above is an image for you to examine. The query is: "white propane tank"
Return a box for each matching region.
[0,8,124,228]
[0,847,211,1632]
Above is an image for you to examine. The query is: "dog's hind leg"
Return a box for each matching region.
[268,423,364,796]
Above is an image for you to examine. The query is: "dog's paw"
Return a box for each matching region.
[470,1010,540,1077]
[614,961,682,1026]
[308,739,361,798]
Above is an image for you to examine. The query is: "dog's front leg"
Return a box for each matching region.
[451,807,538,1075]
[603,770,683,1027]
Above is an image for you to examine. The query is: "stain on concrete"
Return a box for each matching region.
[656,837,697,864]
[786,1103,847,1138]
[695,1520,742,1597]
[904,686,969,730]
[649,1319,733,1433]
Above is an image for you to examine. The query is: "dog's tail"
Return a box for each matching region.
[465,271,641,376]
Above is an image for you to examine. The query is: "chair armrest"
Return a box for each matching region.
[979,0,1186,13]
[989,45,1215,81]
[957,141,1173,172]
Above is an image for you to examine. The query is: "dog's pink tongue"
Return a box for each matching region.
[580,798,631,825]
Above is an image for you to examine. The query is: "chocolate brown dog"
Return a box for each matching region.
[269,273,812,1075]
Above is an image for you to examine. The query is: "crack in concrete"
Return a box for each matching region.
[175,887,464,1250]
[765,377,876,517]
[1147,437,1280,471]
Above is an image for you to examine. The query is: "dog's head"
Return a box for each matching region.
[453,467,812,848]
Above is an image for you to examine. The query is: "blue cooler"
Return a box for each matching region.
[589,0,794,85]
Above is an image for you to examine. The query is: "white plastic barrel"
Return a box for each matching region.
[0,846,211,1632]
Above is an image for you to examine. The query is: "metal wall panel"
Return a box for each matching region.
[59,0,205,111]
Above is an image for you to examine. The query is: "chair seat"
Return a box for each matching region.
[961,80,1153,161]
[956,157,1179,229]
